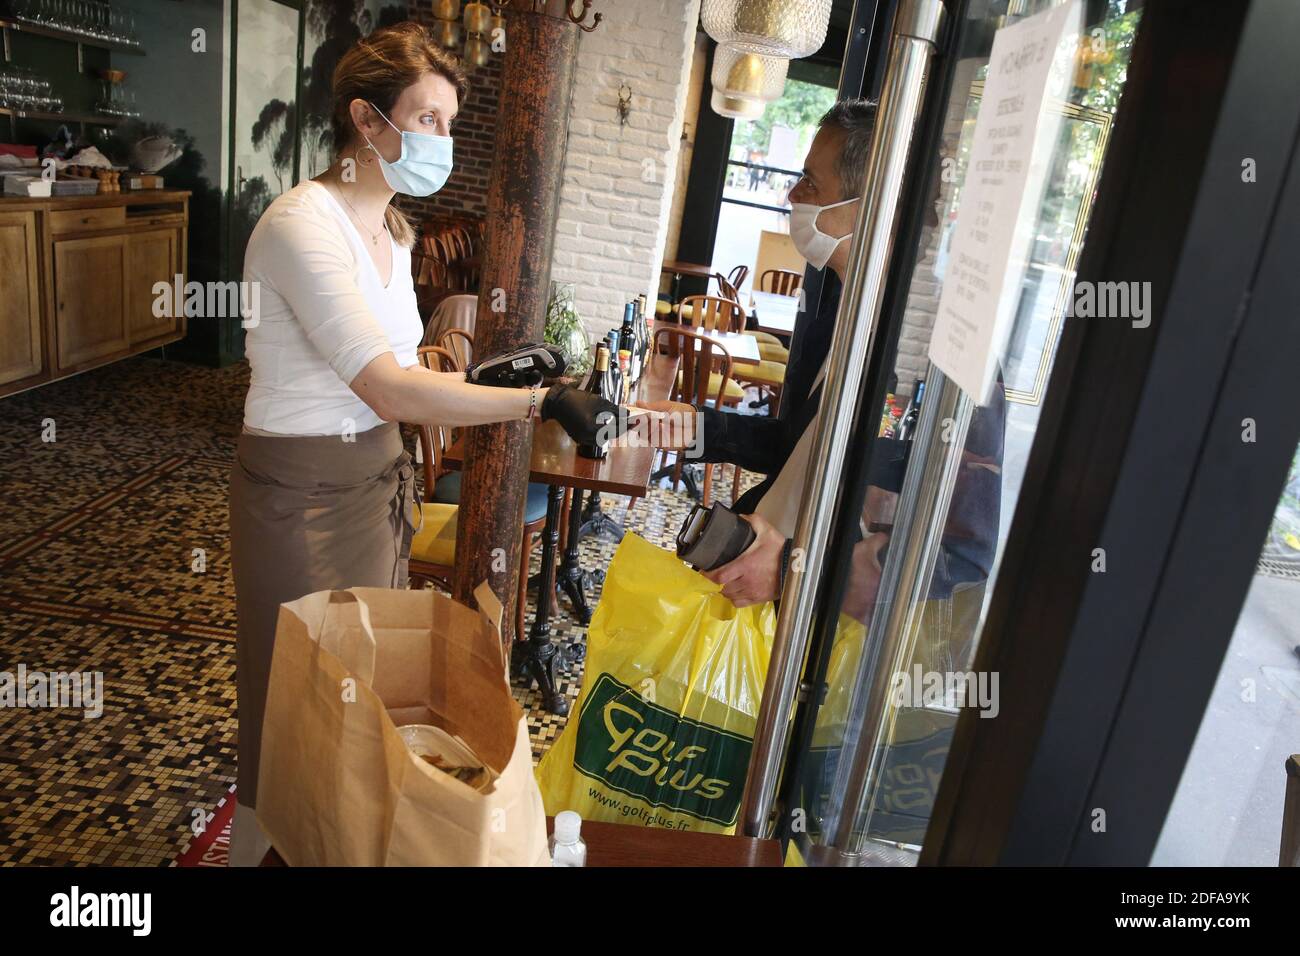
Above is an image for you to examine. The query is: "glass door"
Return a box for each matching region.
[769,0,1143,865]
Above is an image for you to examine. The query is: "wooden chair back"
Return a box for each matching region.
[678,294,744,334]
[414,346,459,497]
[760,268,803,296]
[724,264,749,298]
[653,325,733,409]
[437,327,474,370]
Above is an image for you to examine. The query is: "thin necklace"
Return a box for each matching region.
[333,179,388,245]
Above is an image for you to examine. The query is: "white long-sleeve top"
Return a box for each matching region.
[241,180,423,435]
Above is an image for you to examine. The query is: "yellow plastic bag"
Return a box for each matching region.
[536,533,776,833]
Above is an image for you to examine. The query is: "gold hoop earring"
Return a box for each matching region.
[356,143,378,167]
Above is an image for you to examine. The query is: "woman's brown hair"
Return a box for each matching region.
[330,22,467,247]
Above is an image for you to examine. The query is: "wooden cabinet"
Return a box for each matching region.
[125,228,182,347]
[54,234,130,371]
[0,210,43,389]
[0,191,189,398]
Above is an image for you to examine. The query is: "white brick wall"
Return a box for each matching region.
[550,0,703,341]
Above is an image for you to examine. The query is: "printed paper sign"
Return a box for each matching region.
[928,1,1082,404]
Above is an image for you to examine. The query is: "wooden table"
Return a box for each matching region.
[653,318,761,366]
[443,359,678,714]
[660,258,714,303]
[260,817,782,867]
[748,289,801,338]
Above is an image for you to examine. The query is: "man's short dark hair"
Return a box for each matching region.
[818,98,878,199]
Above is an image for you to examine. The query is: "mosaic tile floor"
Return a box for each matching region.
[0,355,759,866]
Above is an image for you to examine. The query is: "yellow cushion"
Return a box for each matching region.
[734,359,786,387]
[677,369,744,402]
[410,502,458,566]
[655,299,673,317]
[756,341,789,363]
[746,330,781,346]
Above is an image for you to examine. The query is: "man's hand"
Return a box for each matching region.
[703,513,786,608]
[632,400,698,450]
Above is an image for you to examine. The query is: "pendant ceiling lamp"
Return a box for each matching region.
[701,0,833,58]
[710,89,766,121]
[711,43,789,103]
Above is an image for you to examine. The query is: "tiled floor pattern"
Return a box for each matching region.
[0,356,758,865]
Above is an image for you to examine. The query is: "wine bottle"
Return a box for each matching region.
[577,344,614,459]
[606,330,622,402]
[617,349,632,403]
[636,294,650,370]
[619,302,640,384]
[898,379,925,442]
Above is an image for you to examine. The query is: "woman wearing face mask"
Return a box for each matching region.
[226,23,615,864]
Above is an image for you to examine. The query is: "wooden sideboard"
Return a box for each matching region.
[0,189,190,399]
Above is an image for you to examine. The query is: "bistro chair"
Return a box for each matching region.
[437,327,474,370]
[711,264,749,300]
[652,324,738,507]
[423,293,477,352]
[711,268,788,365]
[677,293,743,334]
[679,294,786,418]
[760,268,803,297]
[412,247,455,320]
[405,348,550,643]
[714,274,788,411]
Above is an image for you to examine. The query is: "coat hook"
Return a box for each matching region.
[617,82,632,127]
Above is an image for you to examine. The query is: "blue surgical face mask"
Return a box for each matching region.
[363,102,453,197]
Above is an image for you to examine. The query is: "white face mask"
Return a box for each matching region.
[789,197,858,269]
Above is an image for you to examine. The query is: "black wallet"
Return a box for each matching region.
[675,503,756,571]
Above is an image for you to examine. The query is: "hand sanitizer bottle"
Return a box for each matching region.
[550,811,587,867]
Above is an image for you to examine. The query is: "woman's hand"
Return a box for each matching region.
[541,384,619,446]
[704,513,786,608]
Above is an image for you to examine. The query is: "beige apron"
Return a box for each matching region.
[228,421,417,808]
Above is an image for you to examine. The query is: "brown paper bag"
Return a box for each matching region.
[255,583,550,866]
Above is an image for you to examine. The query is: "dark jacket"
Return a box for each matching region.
[689,268,1005,601]
[695,271,843,514]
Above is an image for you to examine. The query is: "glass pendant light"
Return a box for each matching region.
[711,88,766,121]
[711,43,788,103]
[701,0,833,58]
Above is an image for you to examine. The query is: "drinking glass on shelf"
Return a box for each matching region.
[49,0,71,32]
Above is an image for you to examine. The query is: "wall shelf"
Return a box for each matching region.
[0,18,145,57]
[0,105,123,126]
